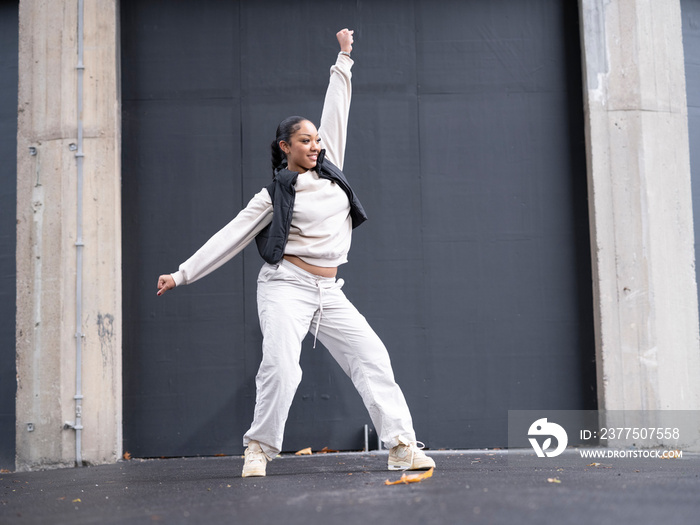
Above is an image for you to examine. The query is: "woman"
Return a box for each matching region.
[157,28,435,478]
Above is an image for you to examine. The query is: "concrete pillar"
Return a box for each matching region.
[16,0,121,470]
[579,0,700,413]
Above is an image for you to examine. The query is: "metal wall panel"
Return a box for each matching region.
[121,0,595,457]
[0,0,18,471]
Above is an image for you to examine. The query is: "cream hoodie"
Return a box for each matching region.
[171,53,354,287]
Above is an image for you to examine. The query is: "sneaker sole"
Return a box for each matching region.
[242,470,266,477]
[388,461,436,471]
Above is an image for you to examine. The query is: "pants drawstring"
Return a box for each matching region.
[313,283,324,348]
[312,277,344,349]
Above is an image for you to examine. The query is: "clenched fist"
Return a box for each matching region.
[337,28,354,53]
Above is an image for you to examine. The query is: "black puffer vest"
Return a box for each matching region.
[255,149,368,265]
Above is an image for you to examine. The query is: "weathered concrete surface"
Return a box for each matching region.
[15,0,121,471]
[579,0,700,419]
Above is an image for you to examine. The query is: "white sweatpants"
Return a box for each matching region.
[243,259,416,459]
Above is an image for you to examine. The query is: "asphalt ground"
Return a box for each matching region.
[2,449,700,525]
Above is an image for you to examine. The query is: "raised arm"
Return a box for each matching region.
[318,29,354,170]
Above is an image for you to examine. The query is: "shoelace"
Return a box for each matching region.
[397,440,426,470]
[247,456,264,466]
[246,450,266,467]
[246,444,267,461]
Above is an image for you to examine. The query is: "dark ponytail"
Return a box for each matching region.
[270,116,306,177]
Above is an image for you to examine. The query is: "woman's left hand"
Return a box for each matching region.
[337,28,354,53]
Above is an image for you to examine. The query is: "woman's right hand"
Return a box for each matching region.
[337,28,354,53]
[157,274,176,296]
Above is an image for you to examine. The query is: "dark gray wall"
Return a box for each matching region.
[121,0,595,457]
[0,0,18,471]
[685,1,700,315]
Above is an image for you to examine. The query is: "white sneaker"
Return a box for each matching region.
[388,436,436,471]
[242,441,269,477]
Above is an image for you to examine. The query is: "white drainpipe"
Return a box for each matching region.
[69,0,86,467]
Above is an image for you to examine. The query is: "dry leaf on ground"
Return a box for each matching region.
[295,447,313,456]
[384,467,434,486]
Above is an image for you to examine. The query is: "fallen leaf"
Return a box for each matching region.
[385,467,434,486]
[123,451,132,460]
[586,462,612,469]
[546,478,561,484]
[72,498,82,503]
[0,469,10,473]
[295,447,312,456]
[213,454,226,457]
[318,447,339,454]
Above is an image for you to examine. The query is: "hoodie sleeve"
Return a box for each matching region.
[318,52,353,170]
[171,188,273,287]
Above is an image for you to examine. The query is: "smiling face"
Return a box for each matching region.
[279,120,321,173]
